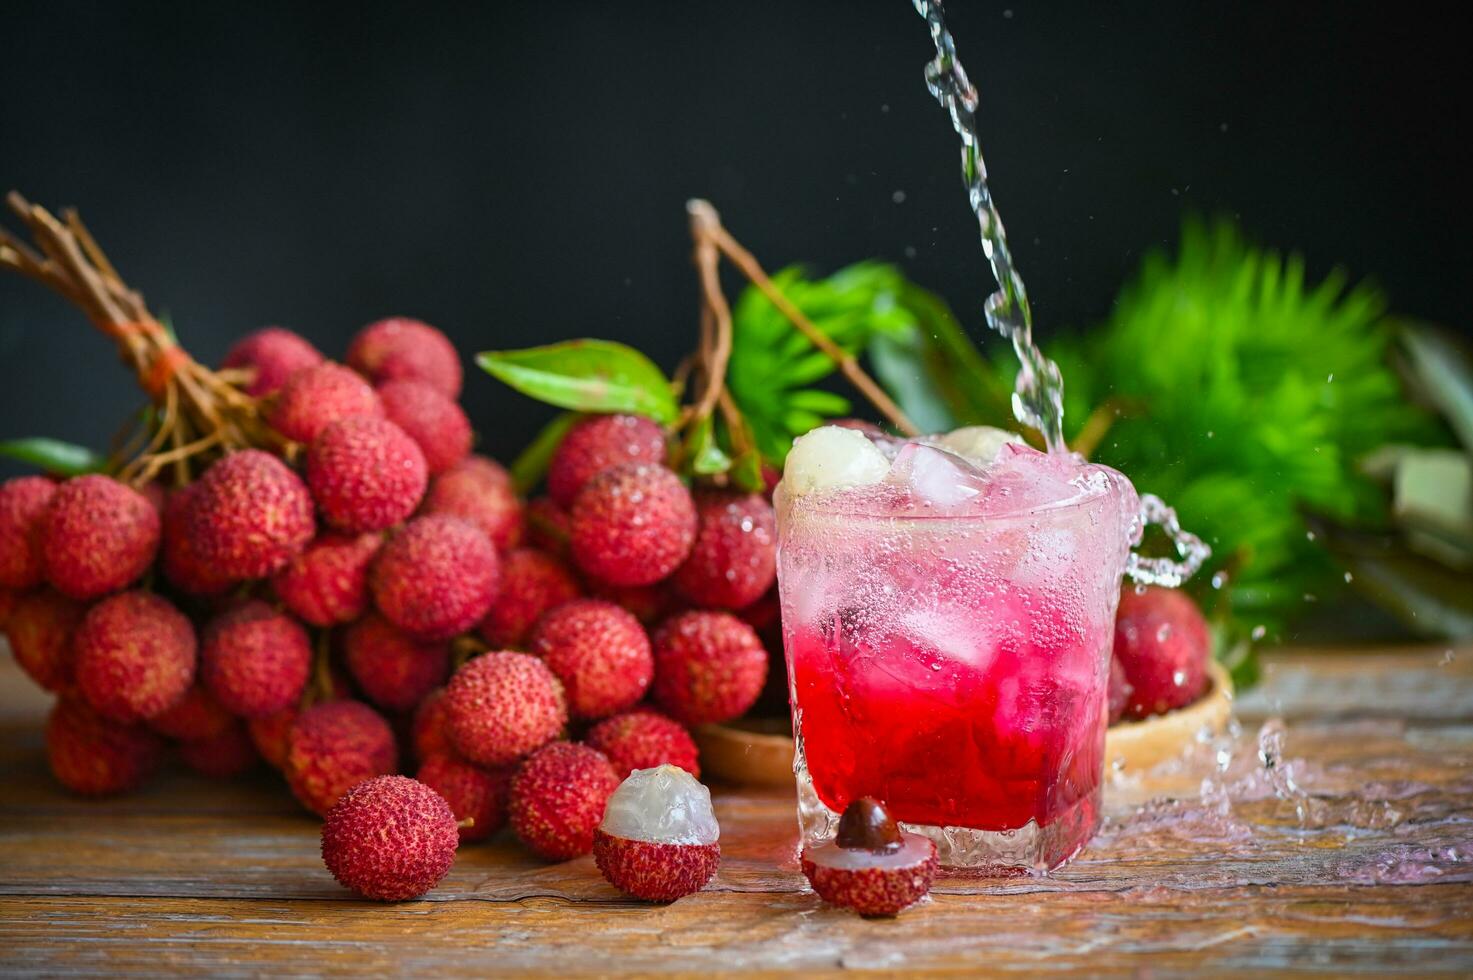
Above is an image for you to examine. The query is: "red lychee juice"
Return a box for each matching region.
[776,434,1141,871]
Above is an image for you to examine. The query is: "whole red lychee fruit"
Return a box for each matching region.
[179,722,259,778]
[74,591,196,723]
[800,797,938,917]
[0,475,56,589]
[377,379,472,475]
[509,741,619,860]
[189,450,316,580]
[585,710,700,779]
[343,613,450,713]
[524,495,570,556]
[306,417,428,533]
[5,588,85,692]
[285,700,398,815]
[321,774,459,900]
[411,686,453,762]
[476,548,581,649]
[221,326,324,397]
[1113,585,1211,720]
[528,599,652,720]
[159,485,235,596]
[594,764,720,901]
[271,531,382,626]
[348,317,463,399]
[41,475,160,600]
[417,752,510,842]
[148,682,234,741]
[246,665,353,768]
[588,579,678,626]
[671,490,776,610]
[547,414,667,507]
[200,600,312,718]
[651,611,768,726]
[420,456,524,551]
[46,698,163,795]
[570,463,696,587]
[268,361,383,444]
[370,515,499,640]
[442,651,566,766]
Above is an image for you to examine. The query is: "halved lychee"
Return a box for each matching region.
[593,764,720,902]
[800,797,937,917]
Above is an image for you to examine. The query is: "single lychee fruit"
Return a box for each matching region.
[800,797,938,917]
[46,698,163,795]
[651,611,768,726]
[528,599,652,720]
[343,613,450,713]
[442,651,566,766]
[416,752,510,842]
[247,664,354,768]
[148,682,234,741]
[476,548,581,649]
[221,326,324,396]
[588,579,678,626]
[1107,656,1133,726]
[189,450,316,580]
[1113,585,1211,720]
[420,455,524,551]
[585,710,700,779]
[321,774,459,900]
[74,591,196,723]
[370,515,499,640]
[0,475,56,589]
[671,490,776,610]
[200,600,312,718]
[411,686,454,762]
[377,379,472,475]
[547,414,667,507]
[347,317,463,399]
[285,700,398,815]
[5,588,85,692]
[524,495,570,556]
[271,531,382,626]
[306,417,428,533]
[509,741,619,860]
[159,485,235,596]
[594,764,720,901]
[268,361,383,444]
[178,722,259,778]
[40,475,160,600]
[569,463,696,587]
[0,585,17,631]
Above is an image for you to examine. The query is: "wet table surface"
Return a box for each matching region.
[1,643,1470,977]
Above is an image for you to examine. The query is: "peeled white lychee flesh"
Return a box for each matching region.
[931,425,1024,466]
[782,425,890,496]
[593,765,721,902]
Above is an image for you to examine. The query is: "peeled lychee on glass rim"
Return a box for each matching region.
[594,765,720,902]
[800,797,938,918]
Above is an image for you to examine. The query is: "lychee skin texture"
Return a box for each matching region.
[443,651,567,767]
[509,742,620,860]
[41,475,160,600]
[347,317,463,399]
[570,463,696,588]
[411,687,454,762]
[589,580,677,626]
[307,417,429,534]
[271,531,382,626]
[5,588,86,692]
[46,698,163,796]
[148,683,234,741]
[476,548,581,649]
[268,361,383,445]
[343,613,450,713]
[671,491,776,610]
[285,701,399,816]
[74,591,197,723]
[221,326,324,397]
[200,600,312,719]
[0,476,56,589]
[547,414,667,507]
[651,611,769,726]
[585,710,701,779]
[421,456,524,552]
[189,450,316,580]
[160,486,235,596]
[371,516,499,640]
[800,839,939,917]
[1113,585,1211,720]
[417,752,510,842]
[377,379,472,476]
[321,775,459,901]
[594,834,720,902]
[524,496,570,556]
[178,723,259,778]
[529,599,652,721]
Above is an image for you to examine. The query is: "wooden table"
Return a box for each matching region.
[2,644,1470,976]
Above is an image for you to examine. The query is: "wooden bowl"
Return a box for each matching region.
[694,660,1234,787]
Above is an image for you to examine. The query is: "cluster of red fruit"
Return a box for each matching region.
[0,317,780,901]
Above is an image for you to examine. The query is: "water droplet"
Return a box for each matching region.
[891,190,907,204]
[1343,571,1353,583]
[1219,122,1229,133]
[1002,7,1014,17]
[1206,430,1215,439]
[1306,530,1317,542]
[1172,669,1187,686]
[1157,624,1174,643]
[1251,625,1267,641]
[1327,372,1334,383]
[880,103,890,113]
[1441,649,1456,666]
[1211,571,1228,589]
[903,245,917,258]
[1133,583,1148,595]
[1303,593,1317,603]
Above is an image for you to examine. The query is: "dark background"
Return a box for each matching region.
[2,1,1466,476]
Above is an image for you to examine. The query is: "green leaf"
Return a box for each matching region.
[477,340,678,424]
[0,438,106,476]
[730,449,767,494]
[868,328,958,434]
[508,413,577,494]
[683,415,733,476]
